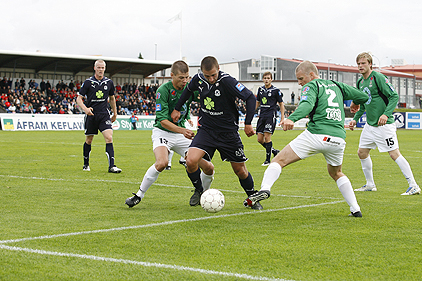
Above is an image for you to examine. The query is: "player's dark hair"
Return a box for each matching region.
[201,56,219,72]
[171,60,189,75]
[263,71,272,79]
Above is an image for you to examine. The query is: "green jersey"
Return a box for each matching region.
[154,81,196,132]
[288,79,368,139]
[353,71,399,126]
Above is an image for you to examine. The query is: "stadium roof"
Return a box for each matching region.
[0,50,173,77]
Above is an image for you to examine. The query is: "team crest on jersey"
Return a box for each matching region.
[302,86,310,93]
[214,89,221,96]
[104,85,108,90]
[170,89,176,96]
[156,104,161,111]
[235,83,245,92]
[156,92,161,99]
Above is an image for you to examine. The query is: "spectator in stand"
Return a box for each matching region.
[20,78,26,89]
[40,79,46,92]
[117,105,126,115]
[46,80,51,91]
[69,80,75,91]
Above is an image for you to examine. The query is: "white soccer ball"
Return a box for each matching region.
[200,189,225,213]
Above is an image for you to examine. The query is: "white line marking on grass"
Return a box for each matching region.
[0,201,344,245]
[0,174,342,200]
[0,244,291,281]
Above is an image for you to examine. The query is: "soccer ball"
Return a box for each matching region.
[200,189,225,213]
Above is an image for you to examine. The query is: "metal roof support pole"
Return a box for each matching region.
[52,61,57,86]
[128,66,132,84]
[12,59,16,80]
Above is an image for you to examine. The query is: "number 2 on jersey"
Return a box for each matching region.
[326,89,339,107]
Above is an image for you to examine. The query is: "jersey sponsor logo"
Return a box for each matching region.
[156,92,161,99]
[323,136,340,145]
[156,104,161,111]
[325,108,342,121]
[204,97,215,110]
[171,89,176,96]
[302,86,310,93]
[235,83,245,92]
[300,96,308,101]
[96,90,104,98]
[262,97,267,104]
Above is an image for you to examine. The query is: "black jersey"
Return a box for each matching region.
[175,71,256,132]
[256,85,283,117]
[78,76,115,114]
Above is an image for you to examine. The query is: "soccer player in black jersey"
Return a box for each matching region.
[256,71,285,166]
[171,56,262,209]
[76,60,121,173]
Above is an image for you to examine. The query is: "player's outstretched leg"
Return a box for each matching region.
[243,190,270,208]
[125,193,141,208]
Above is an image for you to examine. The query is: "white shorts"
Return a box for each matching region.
[151,128,192,157]
[359,123,399,152]
[289,129,346,166]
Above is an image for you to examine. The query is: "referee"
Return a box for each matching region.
[76,59,122,173]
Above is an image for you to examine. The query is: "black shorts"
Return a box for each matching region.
[190,127,248,163]
[84,113,113,135]
[256,115,276,134]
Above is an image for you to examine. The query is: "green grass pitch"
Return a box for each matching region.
[1,128,421,280]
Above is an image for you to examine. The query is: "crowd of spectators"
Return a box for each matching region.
[0,77,163,116]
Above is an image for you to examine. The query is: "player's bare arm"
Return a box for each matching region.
[76,95,93,116]
[350,101,360,113]
[348,120,357,131]
[170,109,181,123]
[108,95,117,122]
[278,101,285,124]
[161,119,195,139]
[378,114,388,126]
[244,124,255,137]
[282,119,294,131]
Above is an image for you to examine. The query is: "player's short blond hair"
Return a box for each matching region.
[356,52,373,69]
[295,60,318,76]
[94,59,106,67]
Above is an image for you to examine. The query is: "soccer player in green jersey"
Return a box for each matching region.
[125,61,214,208]
[349,52,420,195]
[244,60,369,217]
